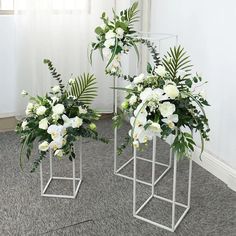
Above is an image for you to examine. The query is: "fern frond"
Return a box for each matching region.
[68,73,97,105]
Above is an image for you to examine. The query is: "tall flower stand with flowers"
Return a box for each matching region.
[40,138,83,199]
[113,33,178,187]
[133,136,193,232]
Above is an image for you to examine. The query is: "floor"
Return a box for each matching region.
[0,118,235,236]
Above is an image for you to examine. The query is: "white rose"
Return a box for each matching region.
[133,73,145,84]
[164,84,179,99]
[52,85,60,93]
[79,106,87,114]
[38,141,49,152]
[71,116,83,128]
[21,90,28,96]
[104,38,115,48]
[155,65,166,77]
[39,118,48,130]
[105,30,116,39]
[140,88,153,102]
[36,106,47,116]
[52,104,65,115]
[159,102,176,117]
[25,103,34,116]
[54,149,63,158]
[129,95,137,105]
[21,120,28,130]
[115,27,124,39]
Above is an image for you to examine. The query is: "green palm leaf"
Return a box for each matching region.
[68,73,97,105]
[162,46,192,79]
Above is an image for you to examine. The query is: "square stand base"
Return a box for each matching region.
[115,156,171,187]
[41,176,82,199]
[134,195,190,232]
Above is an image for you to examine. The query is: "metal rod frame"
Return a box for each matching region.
[113,77,172,186]
[40,139,83,199]
[133,136,193,232]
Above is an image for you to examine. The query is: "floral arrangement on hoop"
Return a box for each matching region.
[115,46,210,158]
[16,59,108,172]
[90,2,140,76]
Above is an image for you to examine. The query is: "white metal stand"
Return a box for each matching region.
[133,136,193,232]
[113,33,178,186]
[40,139,83,199]
[113,76,172,186]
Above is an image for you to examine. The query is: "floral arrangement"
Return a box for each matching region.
[115,46,210,158]
[16,60,107,172]
[90,2,140,76]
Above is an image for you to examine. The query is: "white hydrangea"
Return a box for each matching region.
[105,30,116,39]
[25,103,34,116]
[21,120,28,130]
[104,38,115,48]
[155,65,166,77]
[52,85,60,93]
[129,95,137,105]
[52,104,65,115]
[133,73,145,84]
[115,27,124,39]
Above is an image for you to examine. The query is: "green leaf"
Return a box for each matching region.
[106,38,118,68]
[67,73,97,105]
[95,26,103,35]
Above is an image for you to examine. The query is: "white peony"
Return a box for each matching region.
[79,106,87,114]
[36,106,46,116]
[21,120,28,130]
[129,95,137,105]
[115,27,124,39]
[52,104,65,115]
[104,38,115,48]
[38,141,49,152]
[164,84,179,99]
[52,85,60,93]
[105,30,116,39]
[54,149,64,158]
[39,118,48,130]
[71,116,83,128]
[25,103,34,116]
[159,102,176,117]
[155,65,166,77]
[133,73,145,84]
[162,114,179,129]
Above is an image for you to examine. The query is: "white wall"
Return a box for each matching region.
[0,16,16,117]
[150,0,236,177]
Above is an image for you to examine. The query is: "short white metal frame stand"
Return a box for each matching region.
[133,136,193,232]
[113,78,172,187]
[40,139,83,199]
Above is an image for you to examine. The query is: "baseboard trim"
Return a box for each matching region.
[193,148,236,192]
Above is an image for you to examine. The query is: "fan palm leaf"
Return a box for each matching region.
[68,73,97,105]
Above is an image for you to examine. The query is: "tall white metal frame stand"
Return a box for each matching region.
[133,136,193,232]
[113,33,178,187]
[40,138,83,199]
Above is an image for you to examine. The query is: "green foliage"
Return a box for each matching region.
[67,73,97,105]
[162,46,192,80]
[43,59,64,93]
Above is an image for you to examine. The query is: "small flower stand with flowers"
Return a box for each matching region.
[133,136,193,232]
[40,138,82,199]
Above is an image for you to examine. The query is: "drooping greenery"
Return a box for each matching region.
[115,46,210,159]
[16,60,108,172]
